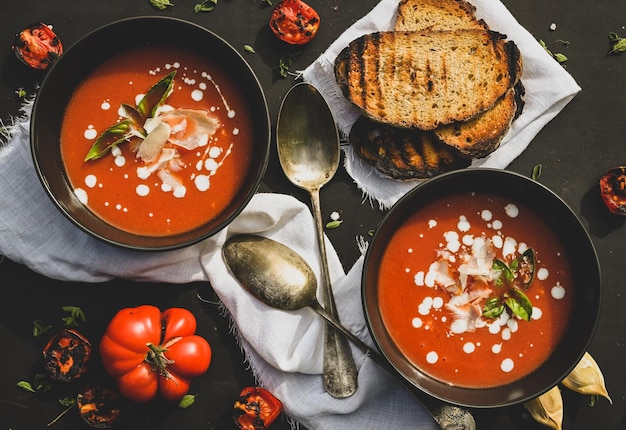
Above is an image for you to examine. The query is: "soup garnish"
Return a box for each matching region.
[60,46,254,237]
[378,192,574,388]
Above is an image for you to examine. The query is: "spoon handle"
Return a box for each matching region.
[310,188,359,398]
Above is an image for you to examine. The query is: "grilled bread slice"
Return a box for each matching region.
[334,29,522,130]
[395,0,488,32]
[394,0,524,158]
[349,115,471,180]
[433,87,516,158]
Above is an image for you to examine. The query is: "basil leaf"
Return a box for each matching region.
[482,297,505,319]
[137,71,176,118]
[505,287,533,321]
[121,103,147,135]
[492,258,514,284]
[84,120,133,161]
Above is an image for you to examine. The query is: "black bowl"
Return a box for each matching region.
[362,168,601,407]
[31,17,270,251]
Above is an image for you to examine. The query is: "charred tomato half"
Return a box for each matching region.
[77,385,124,429]
[13,23,63,70]
[269,0,320,45]
[600,166,626,215]
[234,386,283,430]
[42,329,92,382]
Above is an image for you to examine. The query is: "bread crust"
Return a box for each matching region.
[395,0,488,32]
[335,29,521,130]
[349,115,471,180]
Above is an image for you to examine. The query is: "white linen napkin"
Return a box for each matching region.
[0,101,438,428]
[302,0,581,209]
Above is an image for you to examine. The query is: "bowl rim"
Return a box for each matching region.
[30,16,271,251]
[361,167,602,407]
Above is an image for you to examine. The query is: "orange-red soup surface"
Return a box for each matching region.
[60,46,253,236]
[378,192,574,388]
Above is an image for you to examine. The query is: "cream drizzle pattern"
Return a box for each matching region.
[73,61,238,213]
[407,202,568,376]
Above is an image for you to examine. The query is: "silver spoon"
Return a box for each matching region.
[222,234,460,429]
[276,82,358,398]
[222,234,385,368]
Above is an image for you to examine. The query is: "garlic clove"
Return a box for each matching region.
[562,351,612,404]
[524,385,563,430]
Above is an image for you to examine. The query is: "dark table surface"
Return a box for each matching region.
[1,0,624,429]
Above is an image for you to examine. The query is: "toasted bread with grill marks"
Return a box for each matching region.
[334,29,522,130]
[349,115,471,180]
[433,87,515,158]
[392,0,524,158]
[395,0,488,32]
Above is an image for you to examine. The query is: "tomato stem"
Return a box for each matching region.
[145,342,174,377]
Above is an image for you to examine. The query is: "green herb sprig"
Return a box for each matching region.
[539,39,568,64]
[608,32,626,55]
[482,249,536,321]
[61,306,87,327]
[274,52,301,78]
[150,0,174,10]
[195,0,217,12]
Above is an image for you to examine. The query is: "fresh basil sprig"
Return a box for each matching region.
[483,249,536,321]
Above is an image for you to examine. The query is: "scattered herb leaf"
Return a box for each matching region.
[150,0,174,10]
[61,306,87,327]
[261,0,272,5]
[178,394,197,408]
[34,374,53,392]
[195,0,217,12]
[59,396,77,407]
[274,52,301,78]
[325,220,343,229]
[367,229,375,237]
[608,32,626,55]
[17,380,36,393]
[15,87,27,98]
[33,319,52,337]
[531,164,542,180]
[244,44,256,54]
[539,39,568,64]
[47,397,77,427]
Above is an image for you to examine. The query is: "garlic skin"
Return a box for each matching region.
[562,351,612,404]
[524,385,563,430]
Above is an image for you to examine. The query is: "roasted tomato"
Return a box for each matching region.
[12,23,63,70]
[77,385,124,429]
[99,305,212,403]
[234,386,283,430]
[43,329,92,382]
[269,0,320,45]
[600,166,626,215]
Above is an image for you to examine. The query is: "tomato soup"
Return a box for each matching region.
[60,45,254,236]
[378,192,574,388]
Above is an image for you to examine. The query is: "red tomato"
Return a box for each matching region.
[269,0,320,45]
[99,305,211,403]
